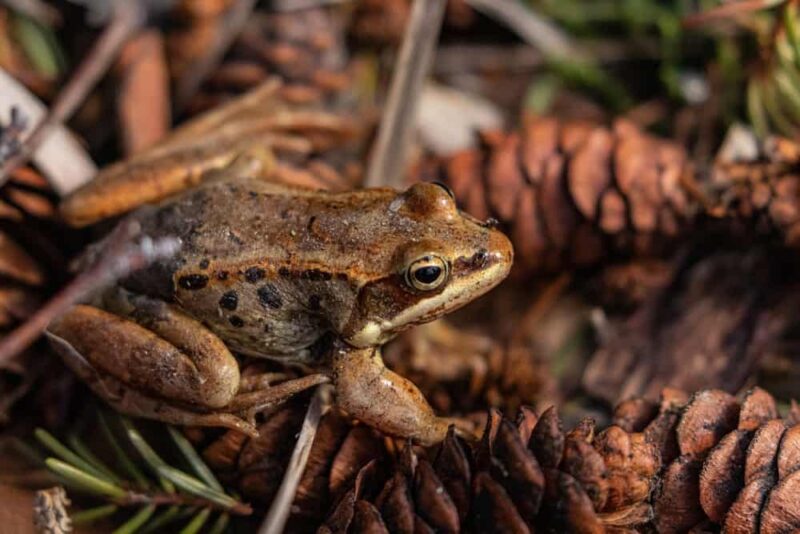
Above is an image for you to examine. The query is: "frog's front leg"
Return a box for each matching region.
[331,342,474,445]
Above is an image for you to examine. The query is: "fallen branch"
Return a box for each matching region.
[0,1,145,187]
[258,385,331,534]
[0,219,179,369]
[364,0,447,188]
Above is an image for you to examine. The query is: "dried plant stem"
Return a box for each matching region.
[683,0,787,28]
[465,0,582,60]
[258,385,331,534]
[364,0,447,188]
[0,0,60,26]
[0,1,145,185]
[0,220,179,368]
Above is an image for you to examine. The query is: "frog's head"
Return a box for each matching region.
[342,182,513,348]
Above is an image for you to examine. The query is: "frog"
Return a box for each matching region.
[46,79,513,444]
[48,162,513,445]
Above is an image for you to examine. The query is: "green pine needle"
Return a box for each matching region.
[208,513,231,534]
[72,504,120,525]
[98,411,151,490]
[122,418,240,511]
[45,458,127,499]
[36,429,113,483]
[168,426,224,492]
[180,508,212,534]
[113,504,157,534]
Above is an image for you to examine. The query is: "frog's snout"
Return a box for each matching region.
[486,227,514,275]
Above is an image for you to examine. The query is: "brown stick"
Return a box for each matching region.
[0,220,179,369]
[364,0,447,189]
[258,385,331,534]
[0,2,145,186]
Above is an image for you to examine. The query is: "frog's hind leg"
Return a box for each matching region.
[47,298,252,431]
[47,329,258,436]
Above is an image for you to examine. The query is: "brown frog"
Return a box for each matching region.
[47,87,513,445]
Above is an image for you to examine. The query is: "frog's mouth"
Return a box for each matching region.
[346,245,512,348]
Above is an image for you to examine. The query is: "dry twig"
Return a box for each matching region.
[0,219,179,368]
[364,0,447,188]
[258,385,331,534]
[0,1,146,186]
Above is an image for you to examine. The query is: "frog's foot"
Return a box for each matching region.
[331,344,473,446]
[226,373,329,415]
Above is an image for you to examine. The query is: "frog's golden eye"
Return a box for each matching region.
[405,255,449,291]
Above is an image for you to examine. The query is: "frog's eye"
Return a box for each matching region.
[405,255,449,291]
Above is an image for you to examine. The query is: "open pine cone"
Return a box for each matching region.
[419,117,800,278]
[311,387,799,533]
[417,117,697,276]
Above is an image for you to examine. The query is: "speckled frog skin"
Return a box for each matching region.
[49,175,513,444]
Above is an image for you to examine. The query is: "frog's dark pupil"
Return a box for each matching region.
[414,266,442,285]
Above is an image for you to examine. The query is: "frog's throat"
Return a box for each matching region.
[345,259,509,348]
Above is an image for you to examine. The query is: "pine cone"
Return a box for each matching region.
[316,387,799,533]
[350,0,476,46]
[710,135,800,248]
[173,3,354,114]
[191,394,391,531]
[418,117,698,276]
[0,168,52,328]
[617,387,800,533]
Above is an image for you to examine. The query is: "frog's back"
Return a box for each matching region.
[120,177,392,360]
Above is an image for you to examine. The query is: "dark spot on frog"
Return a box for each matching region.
[308,295,321,310]
[249,191,258,199]
[219,291,238,311]
[257,284,283,309]
[301,269,332,281]
[245,267,266,283]
[199,259,210,269]
[216,271,229,280]
[307,216,316,231]
[178,274,208,290]
[263,323,270,333]
[229,316,245,327]
[278,267,290,277]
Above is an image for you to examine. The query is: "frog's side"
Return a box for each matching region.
[48,176,513,444]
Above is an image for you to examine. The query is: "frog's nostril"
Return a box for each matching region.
[483,217,500,229]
